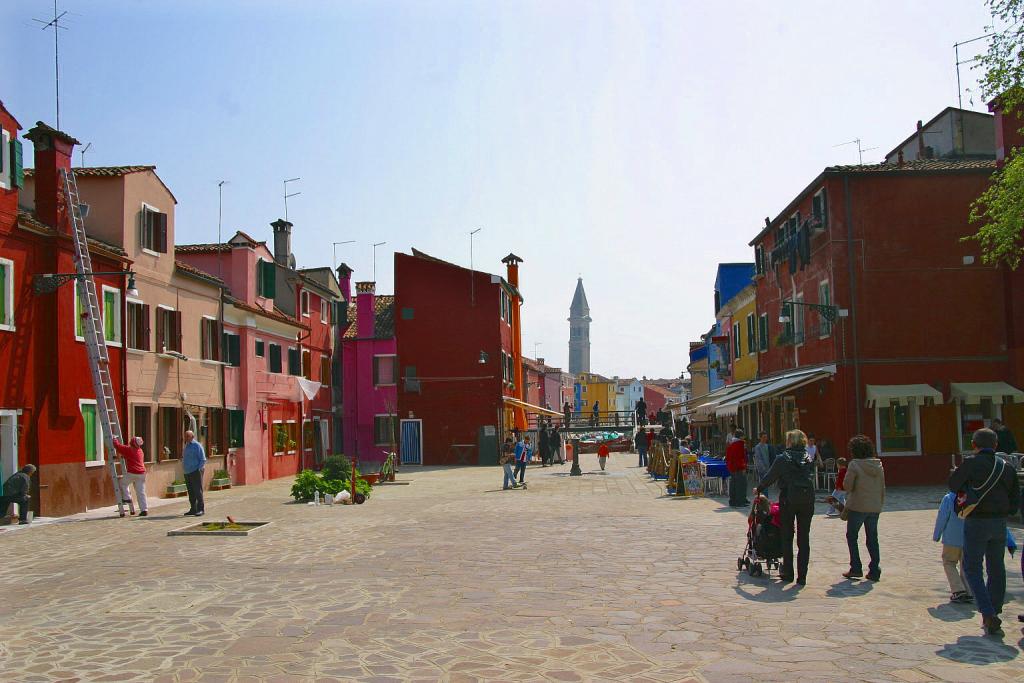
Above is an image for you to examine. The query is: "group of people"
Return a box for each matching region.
[498,423,565,490]
[2,425,209,525]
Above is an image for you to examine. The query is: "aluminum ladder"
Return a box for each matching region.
[62,168,134,518]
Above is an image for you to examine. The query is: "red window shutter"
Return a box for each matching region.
[141,304,151,350]
[155,213,168,253]
[173,310,183,352]
[215,322,223,361]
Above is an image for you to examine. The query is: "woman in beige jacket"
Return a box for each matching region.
[842,435,886,581]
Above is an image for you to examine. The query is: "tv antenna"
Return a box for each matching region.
[332,240,355,271]
[33,1,69,130]
[372,241,386,283]
[833,138,878,165]
[217,180,229,244]
[283,177,301,221]
[954,33,993,111]
[469,227,481,306]
[79,142,91,167]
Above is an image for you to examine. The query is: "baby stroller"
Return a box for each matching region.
[736,493,783,577]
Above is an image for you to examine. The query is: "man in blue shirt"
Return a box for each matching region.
[514,435,532,486]
[182,430,207,517]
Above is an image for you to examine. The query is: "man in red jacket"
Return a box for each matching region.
[112,436,148,517]
[726,428,750,508]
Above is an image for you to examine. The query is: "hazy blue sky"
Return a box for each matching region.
[3,0,995,378]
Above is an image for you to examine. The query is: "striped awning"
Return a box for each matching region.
[950,382,1024,405]
[865,384,943,408]
[716,365,837,417]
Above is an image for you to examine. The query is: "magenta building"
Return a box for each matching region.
[338,265,397,471]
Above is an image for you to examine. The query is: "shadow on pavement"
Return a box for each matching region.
[935,635,1019,664]
[733,575,802,602]
[825,579,874,598]
[927,603,976,622]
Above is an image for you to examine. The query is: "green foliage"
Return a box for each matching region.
[321,454,352,482]
[290,470,321,501]
[963,1,1024,268]
[212,469,229,479]
[171,479,185,486]
[290,469,372,502]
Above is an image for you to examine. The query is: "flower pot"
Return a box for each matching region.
[209,477,231,491]
[165,483,188,498]
[359,473,380,486]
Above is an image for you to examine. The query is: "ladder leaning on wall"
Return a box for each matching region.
[62,168,135,518]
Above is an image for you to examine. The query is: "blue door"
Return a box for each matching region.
[400,419,422,465]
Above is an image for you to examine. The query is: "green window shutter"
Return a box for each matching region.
[229,334,241,367]
[103,290,116,341]
[0,263,7,325]
[75,287,85,338]
[82,404,97,461]
[12,139,23,188]
[258,261,276,298]
[288,348,300,375]
[269,344,282,372]
[229,409,245,447]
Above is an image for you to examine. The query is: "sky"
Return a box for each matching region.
[2,0,996,379]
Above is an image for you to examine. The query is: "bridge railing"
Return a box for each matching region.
[524,410,637,432]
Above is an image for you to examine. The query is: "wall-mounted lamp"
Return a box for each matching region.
[479,351,489,364]
[34,270,139,297]
[778,299,839,324]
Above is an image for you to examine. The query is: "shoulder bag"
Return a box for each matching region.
[956,458,1005,519]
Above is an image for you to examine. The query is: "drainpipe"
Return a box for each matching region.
[843,175,863,433]
[218,287,227,476]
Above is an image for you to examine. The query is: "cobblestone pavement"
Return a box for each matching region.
[1,454,1022,682]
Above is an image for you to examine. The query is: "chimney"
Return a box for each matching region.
[356,281,376,338]
[989,96,1024,164]
[336,263,353,301]
[24,122,79,232]
[916,120,925,160]
[897,149,905,167]
[270,219,293,267]
[501,253,523,288]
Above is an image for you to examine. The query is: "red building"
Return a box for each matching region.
[294,269,339,467]
[1,109,131,517]
[721,114,1024,485]
[394,249,524,465]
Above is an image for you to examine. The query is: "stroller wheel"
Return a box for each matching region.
[737,557,744,571]
[749,563,762,577]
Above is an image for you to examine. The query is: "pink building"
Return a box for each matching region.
[178,231,308,485]
[338,265,396,471]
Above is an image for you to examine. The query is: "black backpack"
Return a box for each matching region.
[781,451,815,504]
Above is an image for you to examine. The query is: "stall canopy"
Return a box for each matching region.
[865,384,943,408]
[715,365,836,417]
[692,382,760,418]
[949,382,1024,405]
[502,396,562,417]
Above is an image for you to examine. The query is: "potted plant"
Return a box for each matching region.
[165,478,187,497]
[210,469,231,490]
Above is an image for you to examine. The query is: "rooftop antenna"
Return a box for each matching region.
[469,227,481,306]
[372,241,386,283]
[33,0,69,130]
[216,180,229,279]
[79,142,91,167]
[954,32,994,153]
[283,177,301,221]
[534,341,542,359]
[833,138,878,164]
[332,240,355,271]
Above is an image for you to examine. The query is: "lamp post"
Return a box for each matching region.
[570,437,582,476]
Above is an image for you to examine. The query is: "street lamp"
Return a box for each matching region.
[778,299,845,324]
[34,270,138,297]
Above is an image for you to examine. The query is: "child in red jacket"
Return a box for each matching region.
[826,457,848,517]
[598,443,610,470]
[725,429,749,507]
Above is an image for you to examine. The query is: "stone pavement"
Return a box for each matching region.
[0,454,1022,682]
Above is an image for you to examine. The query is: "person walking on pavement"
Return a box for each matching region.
[635,429,648,468]
[635,397,648,426]
[753,432,773,484]
[591,401,600,426]
[182,429,207,516]
[539,425,551,467]
[1,464,36,525]
[112,436,149,517]
[992,419,1018,455]
[563,402,573,430]
[598,442,610,470]
[755,429,816,585]
[948,428,1021,636]
[842,435,886,581]
[514,435,532,486]
[499,436,519,490]
[933,490,973,603]
[726,429,749,507]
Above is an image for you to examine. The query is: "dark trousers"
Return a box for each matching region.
[780,499,814,580]
[963,516,1008,617]
[1,494,30,522]
[184,468,205,513]
[845,510,880,576]
[729,471,747,506]
[638,447,648,467]
[514,461,526,483]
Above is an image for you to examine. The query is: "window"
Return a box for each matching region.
[321,299,329,323]
[400,307,414,320]
[222,331,240,367]
[754,245,765,276]
[793,294,805,345]
[80,400,103,466]
[506,353,514,385]
[268,343,282,372]
[876,400,920,455]
[132,405,153,462]
[374,414,399,445]
[302,349,312,379]
[140,205,168,253]
[155,306,182,353]
[320,356,331,386]
[758,314,769,352]
[228,409,245,448]
[958,399,1001,452]
[374,355,397,386]
[255,339,265,357]
[500,290,510,322]
[200,317,221,361]
[207,408,226,456]
[501,352,508,381]
[74,284,86,340]
[256,259,276,299]
[812,187,828,228]
[272,421,298,455]
[746,313,756,355]
[303,420,314,451]
[0,258,14,330]
[126,301,149,350]
[818,281,832,337]
[287,347,301,375]
[158,406,183,460]
[301,290,310,317]
[732,322,741,359]
[1,129,22,190]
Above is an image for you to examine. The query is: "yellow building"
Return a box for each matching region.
[718,283,758,383]
[576,372,616,417]
[687,346,710,399]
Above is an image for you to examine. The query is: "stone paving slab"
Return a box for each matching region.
[0,456,1022,681]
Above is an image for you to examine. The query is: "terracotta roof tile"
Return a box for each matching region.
[225,296,307,329]
[24,165,156,178]
[825,159,997,173]
[342,295,395,340]
[174,260,224,286]
[176,243,232,254]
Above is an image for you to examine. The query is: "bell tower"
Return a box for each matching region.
[568,277,591,375]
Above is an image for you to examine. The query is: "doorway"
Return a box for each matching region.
[0,410,19,493]
[400,419,422,465]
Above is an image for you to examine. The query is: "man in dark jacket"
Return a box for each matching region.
[992,419,1018,455]
[948,428,1022,636]
[755,430,816,585]
[635,398,648,426]
[563,402,573,430]
[1,464,36,525]
[538,425,551,467]
[635,429,648,468]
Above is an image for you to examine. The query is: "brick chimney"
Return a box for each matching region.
[501,253,523,288]
[336,263,353,301]
[356,281,376,338]
[271,218,294,267]
[989,96,1024,163]
[24,121,79,232]
[916,120,926,160]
